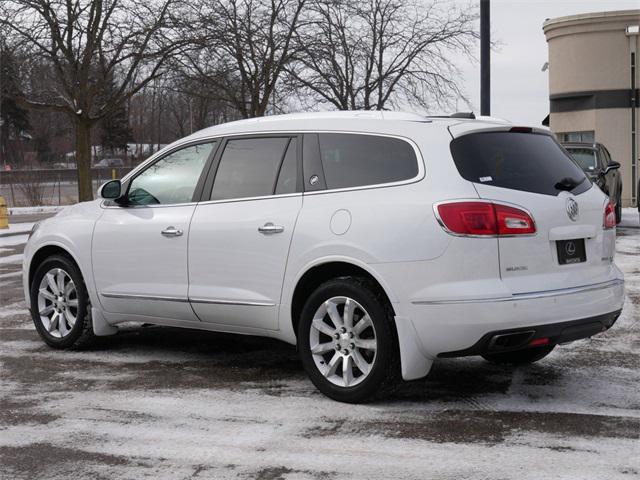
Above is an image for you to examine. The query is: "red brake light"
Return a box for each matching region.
[436,202,497,235]
[495,204,536,235]
[509,127,533,133]
[603,201,616,229]
[529,337,550,347]
[436,201,536,237]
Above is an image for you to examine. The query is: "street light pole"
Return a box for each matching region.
[480,0,490,116]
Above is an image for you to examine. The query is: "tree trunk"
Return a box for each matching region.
[75,119,93,202]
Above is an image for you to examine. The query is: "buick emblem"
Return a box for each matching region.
[566,198,579,222]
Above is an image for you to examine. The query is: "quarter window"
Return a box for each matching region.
[317,133,418,190]
[127,142,216,205]
[212,137,292,201]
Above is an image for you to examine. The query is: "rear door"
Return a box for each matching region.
[449,128,616,294]
[187,135,302,330]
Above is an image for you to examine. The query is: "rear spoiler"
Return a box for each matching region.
[447,122,552,139]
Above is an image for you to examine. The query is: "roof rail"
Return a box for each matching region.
[450,112,476,119]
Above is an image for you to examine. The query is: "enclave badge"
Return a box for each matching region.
[566,198,579,222]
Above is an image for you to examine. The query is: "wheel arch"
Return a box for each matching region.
[28,244,82,292]
[289,259,397,338]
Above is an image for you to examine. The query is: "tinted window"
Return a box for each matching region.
[450,132,590,196]
[212,137,290,200]
[275,138,297,195]
[600,146,611,167]
[318,134,418,190]
[127,142,216,205]
[565,148,597,172]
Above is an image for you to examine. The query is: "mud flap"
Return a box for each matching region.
[92,307,118,336]
[394,315,433,381]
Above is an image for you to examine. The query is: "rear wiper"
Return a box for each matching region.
[554,177,586,191]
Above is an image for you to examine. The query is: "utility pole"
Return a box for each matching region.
[0,36,4,168]
[480,0,490,116]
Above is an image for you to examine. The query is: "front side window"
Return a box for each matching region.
[127,142,216,205]
[317,133,418,190]
[211,137,293,201]
[599,146,611,169]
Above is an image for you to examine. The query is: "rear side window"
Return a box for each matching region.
[275,138,297,195]
[450,132,590,196]
[317,133,418,190]
[212,137,291,200]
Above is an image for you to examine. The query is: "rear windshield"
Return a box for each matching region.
[450,132,590,196]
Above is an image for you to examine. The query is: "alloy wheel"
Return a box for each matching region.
[309,296,377,387]
[37,268,79,338]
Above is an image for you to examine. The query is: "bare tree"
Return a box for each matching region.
[0,0,183,201]
[182,0,306,118]
[291,0,478,111]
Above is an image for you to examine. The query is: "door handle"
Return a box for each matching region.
[258,222,284,234]
[161,226,183,237]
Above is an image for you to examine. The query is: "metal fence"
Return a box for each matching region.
[0,167,134,185]
[0,167,135,207]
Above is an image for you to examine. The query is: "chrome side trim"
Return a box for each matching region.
[101,292,276,307]
[412,278,624,305]
[189,298,276,307]
[100,293,189,303]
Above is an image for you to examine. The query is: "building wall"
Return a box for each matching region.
[544,10,639,207]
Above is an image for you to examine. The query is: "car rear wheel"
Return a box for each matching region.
[615,194,622,224]
[481,345,555,365]
[297,277,400,403]
[30,255,96,349]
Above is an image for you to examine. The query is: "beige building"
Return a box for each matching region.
[543,10,639,207]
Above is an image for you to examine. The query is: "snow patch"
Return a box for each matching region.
[8,205,66,215]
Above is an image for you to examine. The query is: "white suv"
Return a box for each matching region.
[23,111,625,403]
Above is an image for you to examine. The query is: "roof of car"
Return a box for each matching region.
[185,111,519,142]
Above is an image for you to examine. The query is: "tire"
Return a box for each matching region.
[615,194,622,225]
[30,254,96,349]
[481,345,555,365]
[297,277,400,403]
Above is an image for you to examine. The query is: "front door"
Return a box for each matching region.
[188,135,302,330]
[93,141,218,321]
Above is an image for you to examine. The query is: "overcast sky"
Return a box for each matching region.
[451,0,639,126]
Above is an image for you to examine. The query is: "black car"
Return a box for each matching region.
[563,142,622,224]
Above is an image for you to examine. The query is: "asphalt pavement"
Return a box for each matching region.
[1,220,638,479]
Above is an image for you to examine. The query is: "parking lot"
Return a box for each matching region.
[1,217,639,479]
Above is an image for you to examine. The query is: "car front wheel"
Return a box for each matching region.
[30,254,96,349]
[297,277,400,403]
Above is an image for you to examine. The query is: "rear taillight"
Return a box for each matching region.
[603,201,616,229]
[436,201,536,237]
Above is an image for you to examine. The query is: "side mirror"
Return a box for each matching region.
[603,161,620,175]
[98,179,122,200]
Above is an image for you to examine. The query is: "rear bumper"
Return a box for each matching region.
[438,309,621,358]
[403,275,625,361]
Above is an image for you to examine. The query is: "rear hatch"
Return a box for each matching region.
[448,125,616,294]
